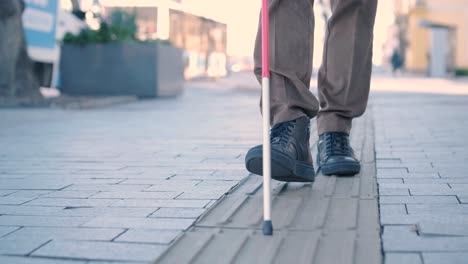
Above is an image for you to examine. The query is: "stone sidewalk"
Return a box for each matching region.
[156,108,381,264]
[373,91,468,264]
[0,84,262,263]
[1,74,468,263]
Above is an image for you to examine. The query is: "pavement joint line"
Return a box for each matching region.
[26,239,53,257]
[111,229,129,242]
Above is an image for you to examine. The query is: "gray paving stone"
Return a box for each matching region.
[404,178,468,184]
[379,172,440,179]
[25,198,118,207]
[30,178,125,185]
[115,229,180,244]
[376,159,402,167]
[385,253,422,264]
[0,237,51,255]
[0,190,16,196]
[0,205,65,216]
[460,195,468,203]
[111,199,210,208]
[380,204,407,216]
[0,215,90,227]
[55,206,156,218]
[0,226,19,237]
[384,234,468,252]
[377,168,409,178]
[382,218,468,251]
[381,213,468,225]
[0,180,72,190]
[5,190,52,198]
[3,227,124,241]
[119,179,194,186]
[423,253,468,264]
[409,188,461,195]
[0,196,35,205]
[407,204,468,215]
[32,240,167,262]
[90,191,181,199]
[150,208,206,218]
[64,184,150,191]
[450,184,468,191]
[196,180,241,188]
[379,188,409,195]
[0,256,86,264]
[85,261,138,264]
[377,183,451,189]
[44,190,98,198]
[377,178,404,184]
[82,216,195,230]
[177,189,229,199]
[379,195,459,204]
[439,172,468,178]
[418,222,468,236]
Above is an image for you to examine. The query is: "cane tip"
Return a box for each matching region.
[263,220,273,236]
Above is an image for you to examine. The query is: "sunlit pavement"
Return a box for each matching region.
[373,89,468,264]
[159,73,468,264]
[0,72,467,263]
[0,82,262,263]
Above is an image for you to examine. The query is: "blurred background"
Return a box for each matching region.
[1,0,467,100]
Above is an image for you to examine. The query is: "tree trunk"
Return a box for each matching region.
[0,0,41,99]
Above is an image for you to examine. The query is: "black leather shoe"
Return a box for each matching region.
[317,132,360,176]
[245,116,315,182]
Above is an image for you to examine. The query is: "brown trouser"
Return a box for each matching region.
[254,0,378,135]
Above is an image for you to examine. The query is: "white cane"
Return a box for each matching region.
[261,0,273,236]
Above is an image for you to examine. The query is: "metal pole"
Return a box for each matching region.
[261,0,273,236]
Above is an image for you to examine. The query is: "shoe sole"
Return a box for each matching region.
[319,161,360,176]
[245,146,315,183]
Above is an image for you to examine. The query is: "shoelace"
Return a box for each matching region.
[270,121,295,146]
[323,133,352,157]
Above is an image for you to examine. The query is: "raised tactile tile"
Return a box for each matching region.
[156,113,381,264]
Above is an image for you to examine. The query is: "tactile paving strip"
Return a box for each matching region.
[156,112,381,264]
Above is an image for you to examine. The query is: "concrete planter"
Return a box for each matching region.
[60,42,184,97]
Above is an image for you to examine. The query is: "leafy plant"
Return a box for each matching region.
[63,9,159,44]
[455,68,468,77]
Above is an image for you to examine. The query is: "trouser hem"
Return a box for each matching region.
[317,112,352,135]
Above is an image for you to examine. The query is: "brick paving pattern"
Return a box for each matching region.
[1,74,468,263]
[0,85,261,263]
[373,92,468,264]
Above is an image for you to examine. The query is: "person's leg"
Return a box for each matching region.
[316,0,377,175]
[316,0,377,135]
[254,0,319,126]
[246,0,318,182]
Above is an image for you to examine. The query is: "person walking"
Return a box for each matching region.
[245,0,378,182]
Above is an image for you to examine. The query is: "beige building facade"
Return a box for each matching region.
[396,0,468,72]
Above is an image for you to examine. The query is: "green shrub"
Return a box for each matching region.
[62,9,170,45]
[455,68,468,77]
